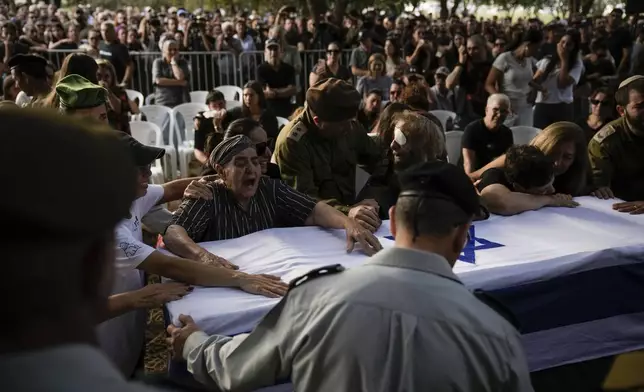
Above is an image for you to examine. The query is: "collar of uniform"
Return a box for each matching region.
[624,114,644,138]
[364,247,462,285]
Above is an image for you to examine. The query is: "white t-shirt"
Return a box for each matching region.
[492,52,534,105]
[96,184,165,376]
[535,56,584,105]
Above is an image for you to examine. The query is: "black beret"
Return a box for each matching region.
[398,161,488,224]
[0,109,138,237]
[306,78,361,123]
[7,54,48,78]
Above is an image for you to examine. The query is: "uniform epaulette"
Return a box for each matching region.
[288,264,345,290]
[592,125,617,144]
[286,121,308,142]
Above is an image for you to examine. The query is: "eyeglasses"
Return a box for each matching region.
[590,99,609,106]
[255,141,267,156]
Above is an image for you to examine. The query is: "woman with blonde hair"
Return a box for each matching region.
[471,121,592,196]
[356,54,393,100]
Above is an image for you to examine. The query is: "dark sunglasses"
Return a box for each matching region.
[590,99,609,106]
[255,141,267,156]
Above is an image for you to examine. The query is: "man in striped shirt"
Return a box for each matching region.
[164,135,383,265]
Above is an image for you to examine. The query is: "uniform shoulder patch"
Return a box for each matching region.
[288,264,345,290]
[286,121,308,142]
[592,125,616,144]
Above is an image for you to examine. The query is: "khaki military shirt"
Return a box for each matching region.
[588,116,644,201]
[273,112,381,213]
[182,247,533,392]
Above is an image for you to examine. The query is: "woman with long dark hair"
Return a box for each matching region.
[485,29,543,126]
[533,29,584,129]
[96,59,139,134]
[220,81,279,146]
[41,53,99,109]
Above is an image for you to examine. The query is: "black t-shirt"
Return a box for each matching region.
[403,41,428,70]
[459,61,492,117]
[99,41,131,83]
[311,62,352,83]
[193,112,223,156]
[605,27,632,66]
[460,119,514,171]
[476,168,514,193]
[257,62,296,118]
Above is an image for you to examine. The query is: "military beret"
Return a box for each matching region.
[56,74,108,110]
[398,161,487,225]
[7,54,48,78]
[306,78,361,123]
[0,108,138,238]
[209,135,254,167]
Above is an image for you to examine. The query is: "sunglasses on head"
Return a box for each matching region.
[590,99,608,106]
[255,141,267,156]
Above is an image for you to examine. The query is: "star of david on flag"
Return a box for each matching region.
[383,225,504,265]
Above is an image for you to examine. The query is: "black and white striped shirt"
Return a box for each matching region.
[171,177,317,242]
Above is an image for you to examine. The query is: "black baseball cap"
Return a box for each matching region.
[117,132,165,166]
[398,161,489,225]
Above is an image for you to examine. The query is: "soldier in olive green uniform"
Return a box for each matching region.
[273,78,382,226]
[588,76,644,214]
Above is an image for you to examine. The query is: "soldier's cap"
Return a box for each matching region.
[618,75,644,90]
[7,54,48,78]
[265,38,280,49]
[398,161,488,226]
[117,132,165,167]
[306,78,361,123]
[0,109,138,237]
[56,74,108,110]
[210,135,254,167]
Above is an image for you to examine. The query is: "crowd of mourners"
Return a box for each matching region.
[2,2,644,391]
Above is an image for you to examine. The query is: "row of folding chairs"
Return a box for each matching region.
[126,85,243,107]
[130,103,289,182]
[444,126,542,164]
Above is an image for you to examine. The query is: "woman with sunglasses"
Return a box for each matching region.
[309,42,352,87]
[202,118,281,180]
[576,87,615,143]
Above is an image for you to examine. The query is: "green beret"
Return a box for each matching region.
[306,78,361,123]
[0,108,138,237]
[56,74,108,110]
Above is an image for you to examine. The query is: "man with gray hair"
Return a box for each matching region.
[460,93,514,180]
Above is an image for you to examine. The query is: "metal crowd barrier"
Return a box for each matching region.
[44,48,354,98]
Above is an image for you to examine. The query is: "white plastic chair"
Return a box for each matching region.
[172,103,208,177]
[430,110,457,131]
[130,121,166,184]
[125,89,144,106]
[511,126,541,145]
[189,90,209,104]
[215,85,243,101]
[276,116,289,129]
[144,93,155,105]
[226,100,242,110]
[445,131,463,164]
[139,105,178,179]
